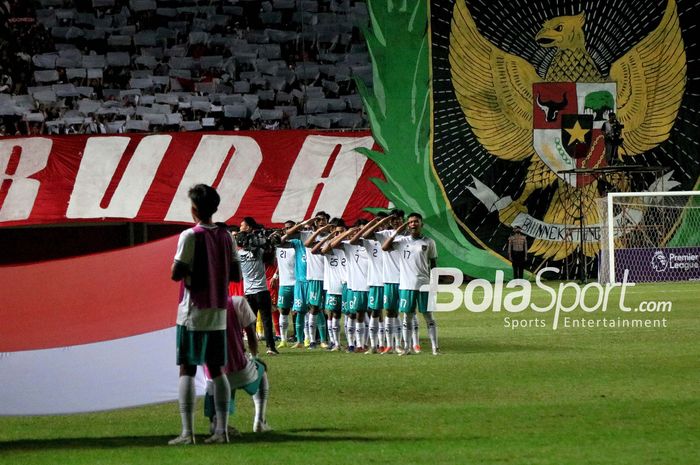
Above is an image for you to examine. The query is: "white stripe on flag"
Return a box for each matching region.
[0,327,207,416]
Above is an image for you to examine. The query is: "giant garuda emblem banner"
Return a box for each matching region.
[430,0,698,275]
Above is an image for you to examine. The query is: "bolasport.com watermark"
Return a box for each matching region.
[421,267,671,331]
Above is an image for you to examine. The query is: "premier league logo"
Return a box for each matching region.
[651,251,668,273]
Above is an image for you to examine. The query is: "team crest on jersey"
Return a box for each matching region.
[422,245,428,251]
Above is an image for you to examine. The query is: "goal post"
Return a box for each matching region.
[600,191,700,284]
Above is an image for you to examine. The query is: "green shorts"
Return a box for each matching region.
[340,283,351,314]
[204,360,265,419]
[383,283,400,311]
[349,290,369,313]
[277,285,295,310]
[324,293,342,312]
[398,289,429,314]
[293,280,309,312]
[368,285,384,311]
[176,325,227,367]
[308,279,325,307]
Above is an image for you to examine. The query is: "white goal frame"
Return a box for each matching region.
[606,190,700,284]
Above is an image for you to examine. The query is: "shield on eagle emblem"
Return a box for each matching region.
[533,82,616,187]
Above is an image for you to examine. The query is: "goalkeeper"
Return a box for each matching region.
[204,295,272,440]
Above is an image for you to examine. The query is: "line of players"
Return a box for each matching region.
[267,210,440,356]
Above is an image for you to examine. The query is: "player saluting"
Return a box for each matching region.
[382,212,440,356]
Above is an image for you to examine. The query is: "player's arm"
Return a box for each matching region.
[282,217,316,242]
[349,219,378,244]
[328,227,359,250]
[382,221,409,251]
[304,223,333,247]
[362,216,393,239]
[172,232,193,281]
[313,232,336,254]
[171,260,189,281]
[243,324,259,357]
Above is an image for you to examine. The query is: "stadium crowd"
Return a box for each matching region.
[0,0,372,136]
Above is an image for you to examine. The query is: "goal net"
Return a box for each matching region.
[598,191,700,283]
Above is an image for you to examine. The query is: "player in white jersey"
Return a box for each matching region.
[362,210,405,353]
[351,213,389,353]
[282,212,331,349]
[272,221,297,347]
[315,219,356,351]
[337,219,370,352]
[382,212,440,356]
[302,212,331,348]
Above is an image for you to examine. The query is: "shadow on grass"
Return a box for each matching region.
[0,429,418,451]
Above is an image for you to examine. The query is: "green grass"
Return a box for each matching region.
[1,282,698,465]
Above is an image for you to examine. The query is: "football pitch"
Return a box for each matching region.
[0,281,698,465]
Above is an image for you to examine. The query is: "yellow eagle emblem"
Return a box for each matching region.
[449,0,687,260]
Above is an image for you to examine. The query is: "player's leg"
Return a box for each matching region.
[417,291,439,355]
[412,313,421,353]
[170,325,199,445]
[277,285,294,348]
[398,290,417,355]
[204,331,231,443]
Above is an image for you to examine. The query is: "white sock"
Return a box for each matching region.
[402,314,414,350]
[424,313,438,350]
[356,320,366,348]
[364,320,370,347]
[279,314,288,341]
[308,312,317,343]
[332,316,341,346]
[368,317,379,349]
[346,318,355,347]
[212,375,230,435]
[377,319,384,347]
[178,375,196,436]
[392,317,401,349]
[253,372,269,425]
[304,313,311,342]
[412,313,420,347]
[384,318,392,348]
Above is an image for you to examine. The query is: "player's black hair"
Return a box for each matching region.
[354,218,369,227]
[376,211,389,218]
[407,212,423,221]
[330,217,346,228]
[243,216,263,230]
[390,208,405,218]
[315,211,331,221]
[188,184,220,220]
[284,220,296,227]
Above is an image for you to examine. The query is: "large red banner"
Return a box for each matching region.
[0,130,386,227]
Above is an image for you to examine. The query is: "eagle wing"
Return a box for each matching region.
[609,0,686,155]
[449,0,541,161]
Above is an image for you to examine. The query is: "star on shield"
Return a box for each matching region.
[561,114,593,159]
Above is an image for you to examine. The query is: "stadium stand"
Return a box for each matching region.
[0,0,371,135]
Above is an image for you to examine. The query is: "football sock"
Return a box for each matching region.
[253,372,269,425]
[412,313,420,347]
[346,318,355,347]
[368,316,379,348]
[424,312,438,350]
[178,375,196,436]
[295,313,305,343]
[279,314,289,341]
[308,312,317,343]
[316,312,328,342]
[402,314,414,351]
[356,319,366,348]
[212,375,230,435]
